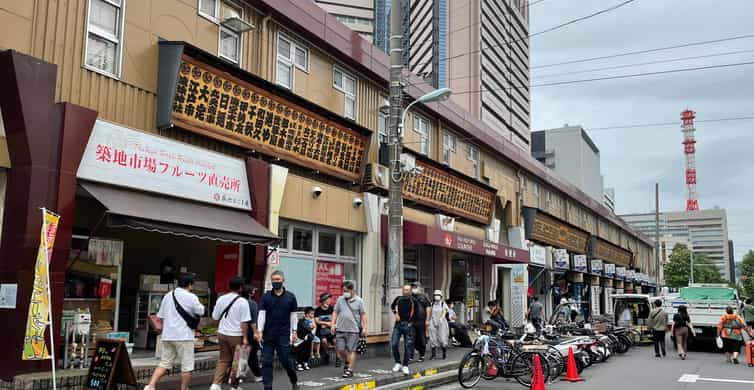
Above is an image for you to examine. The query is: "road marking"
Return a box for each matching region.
[678,374,754,384]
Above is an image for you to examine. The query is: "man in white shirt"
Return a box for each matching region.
[145,273,204,390]
[210,276,251,390]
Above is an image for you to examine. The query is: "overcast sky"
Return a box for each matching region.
[529,0,754,263]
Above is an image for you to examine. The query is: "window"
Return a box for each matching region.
[218,1,242,64]
[340,234,356,257]
[333,66,357,120]
[413,116,430,155]
[198,0,218,19]
[467,145,480,179]
[85,0,124,77]
[278,222,289,250]
[378,112,388,144]
[442,131,456,166]
[292,227,313,252]
[276,33,309,89]
[318,231,337,255]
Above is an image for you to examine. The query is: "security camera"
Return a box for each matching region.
[311,186,323,198]
[353,198,363,208]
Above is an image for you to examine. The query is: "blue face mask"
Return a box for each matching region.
[272,282,283,290]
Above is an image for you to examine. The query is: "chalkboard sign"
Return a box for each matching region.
[84,339,136,390]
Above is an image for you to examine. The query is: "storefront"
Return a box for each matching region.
[603,263,616,315]
[527,244,549,317]
[589,259,604,317]
[64,119,278,355]
[615,267,626,294]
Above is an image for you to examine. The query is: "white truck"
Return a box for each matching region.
[665,284,740,344]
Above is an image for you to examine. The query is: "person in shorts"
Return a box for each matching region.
[332,280,367,378]
[144,273,205,390]
[314,293,335,364]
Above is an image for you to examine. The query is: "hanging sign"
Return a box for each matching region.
[616,267,626,280]
[21,208,60,360]
[529,245,547,266]
[604,263,616,278]
[88,238,124,266]
[590,259,603,276]
[573,255,588,273]
[78,120,251,210]
[553,249,570,270]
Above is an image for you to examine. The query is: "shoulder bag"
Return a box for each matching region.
[221,295,243,319]
[345,299,367,355]
[173,291,201,330]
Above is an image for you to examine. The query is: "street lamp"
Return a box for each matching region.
[399,88,453,138]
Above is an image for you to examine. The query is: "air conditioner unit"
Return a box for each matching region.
[436,214,455,232]
[363,163,389,192]
[400,153,416,172]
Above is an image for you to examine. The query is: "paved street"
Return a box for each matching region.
[430,345,754,390]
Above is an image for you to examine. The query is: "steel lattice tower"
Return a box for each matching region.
[681,109,699,211]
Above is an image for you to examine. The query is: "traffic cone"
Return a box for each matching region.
[531,353,545,390]
[562,346,584,382]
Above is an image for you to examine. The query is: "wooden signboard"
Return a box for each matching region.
[170,56,368,182]
[85,339,137,390]
[593,238,633,267]
[530,212,589,253]
[402,159,495,224]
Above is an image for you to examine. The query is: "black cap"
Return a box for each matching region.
[320,292,331,302]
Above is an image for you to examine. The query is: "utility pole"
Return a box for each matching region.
[387,0,404,305]
[689,230,695,285]
[655,183,660,287]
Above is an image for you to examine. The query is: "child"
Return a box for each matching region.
[295,307,320,371]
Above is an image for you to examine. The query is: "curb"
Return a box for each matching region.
[308,360,459,390]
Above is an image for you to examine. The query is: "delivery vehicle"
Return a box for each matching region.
[611,294,653,345]
[667,284,739,343]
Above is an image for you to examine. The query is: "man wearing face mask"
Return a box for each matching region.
[390,285,416,375]
[331,280,367,378]
[409,282,431,362]
[257,270,299,390]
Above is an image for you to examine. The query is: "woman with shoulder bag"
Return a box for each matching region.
[718,306,747,364]
[671,305,691,360]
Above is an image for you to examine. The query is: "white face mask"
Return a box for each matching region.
[343,291,352,299]
[434,295,442,302]
[411,288,419,294]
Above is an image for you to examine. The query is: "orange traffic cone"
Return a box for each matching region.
[562,346,584,382]
[531,353,546,390]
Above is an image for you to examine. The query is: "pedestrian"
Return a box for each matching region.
[671,305,691,360]
[567,296,579,323]
[144,273,204,390]
[409,282,431,362]
[718,306,747,364]
[314,293,334,364]
[332,280,367,378]
[648,299,668,358]
[428,290,449,360]
[741,298,754,332]
[257,270,300,390]
[294,307,319,371]
[527,296,544,334]
[242,285,263,382]
[209,276,251,390]
[390,285,416,375]
[484,300,509,332]
[619,303,633,328]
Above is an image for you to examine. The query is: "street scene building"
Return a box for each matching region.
[4,0,732,388]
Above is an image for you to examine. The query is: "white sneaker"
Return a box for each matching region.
[209,385,222,390]
[401,366,410,375]
[253,376,263,382]
[392,363,402,372]
[143,386,154,390]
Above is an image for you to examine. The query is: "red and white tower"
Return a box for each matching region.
[681,109,699,211]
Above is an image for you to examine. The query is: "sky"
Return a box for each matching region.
[529,0,754,264]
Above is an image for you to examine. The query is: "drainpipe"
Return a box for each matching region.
[260,14,273,80]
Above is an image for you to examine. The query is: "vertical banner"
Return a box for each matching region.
[510,264,527,328]
[22,209,60,360]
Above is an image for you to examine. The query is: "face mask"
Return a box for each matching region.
[272,281,283,290]
[434,295,442,301]
[343,291,352,299]
[411,288,419,294]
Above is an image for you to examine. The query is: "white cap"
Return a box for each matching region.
[433,290,443,297]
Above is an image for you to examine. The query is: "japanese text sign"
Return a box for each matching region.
[604,263,616,277]
[590,259,603,275]
[170,57,368,182]
[553,249,570,270]
[616,267,626,279]
[77,120,251,210]
[573,254,588,273]
[315,261,345,305]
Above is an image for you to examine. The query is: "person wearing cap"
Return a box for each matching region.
[409,282,432,362]
[428,290,450,360]
[332,280,368,378]
[314,293,335,364]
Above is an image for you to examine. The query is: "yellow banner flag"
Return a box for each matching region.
[21,208,60,360]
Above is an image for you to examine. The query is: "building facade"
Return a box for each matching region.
[532,126,605,204]
[0,0,652,380]
[603,187,616,212]
[314,0,376,42]
[622,208,731,281]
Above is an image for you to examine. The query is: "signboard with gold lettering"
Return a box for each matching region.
[593,238,633,267]
[402,159,495,224]
[530,212,589,253]
[168,55,368,182]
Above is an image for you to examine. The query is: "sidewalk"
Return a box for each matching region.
[156,347,468,390]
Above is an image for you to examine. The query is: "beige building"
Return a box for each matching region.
[314,0,375,42]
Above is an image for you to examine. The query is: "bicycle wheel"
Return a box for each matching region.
[544,346,564,380]
[511,352,550,387]
[458,351,484,388]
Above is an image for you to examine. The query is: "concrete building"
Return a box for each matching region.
[314,0,376,42]
[604,187,616,212]
[531,126,605,204]
[622,209,731,281]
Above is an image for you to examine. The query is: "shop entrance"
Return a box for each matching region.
[494,265,512,322]
[449,254,482,325]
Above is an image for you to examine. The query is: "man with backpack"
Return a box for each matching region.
[390,285,417,375]
[210,276,251,390]
[144,273,204,390]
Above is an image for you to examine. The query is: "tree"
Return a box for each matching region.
[663,244,726,288]
[741,250,754,298]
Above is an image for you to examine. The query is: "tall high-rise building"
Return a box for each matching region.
[321,0,531,150]
[621,208,732,281]
[314,0,376,42]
